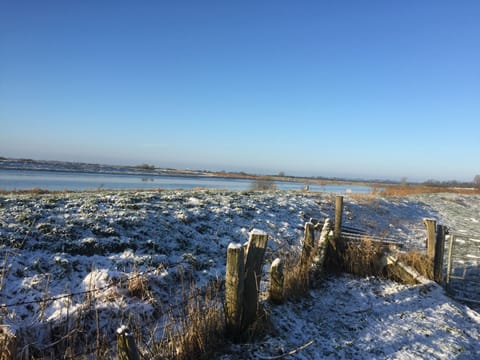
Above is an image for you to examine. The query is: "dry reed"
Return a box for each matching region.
[342,237,385,277]
[396,250,433,279]
[147,282,225,360]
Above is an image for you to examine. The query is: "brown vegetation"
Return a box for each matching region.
[148,282,225,360]
[380,184,480,196]
[282,255,311,300]
[342,237,386,277]
[396,250,433,279]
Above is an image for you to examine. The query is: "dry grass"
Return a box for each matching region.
[0,325,16,360]
[396,250,433,279]
[2,277,226,359]
[127,270,152,300]
[147,282,225,360]
[282,256,311,300]
[342,237,386,277]
[380,185,480,196]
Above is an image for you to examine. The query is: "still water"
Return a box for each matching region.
[0,169,375,193]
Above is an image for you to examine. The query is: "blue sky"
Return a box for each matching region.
[1,1,479,181]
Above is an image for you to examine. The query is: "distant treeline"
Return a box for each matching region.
[423,179,480,189]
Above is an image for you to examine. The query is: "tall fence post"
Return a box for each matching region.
[423,218,437,259]
[434,224,447,283]
[269,258,284,304]
[242,230,268,330]
[117,326,140,360]
[225,243,245,338]
[334,195,344,241]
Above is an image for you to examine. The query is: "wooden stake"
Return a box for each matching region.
[243,230,268,329]
[423,218,437,259]
[434,224,446,283]
[269,258,284,304]
[300,222,315,270]
[225,243,245,337]
[334,196,344,240]
[116,326,140,360]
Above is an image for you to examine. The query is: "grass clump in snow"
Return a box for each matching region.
[127,269,152,300]
[396,250,433,280]
[282,253,312,300]
[147,280,225,360]
[342,237,386,277]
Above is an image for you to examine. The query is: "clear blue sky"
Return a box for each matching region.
[1,1,479,181]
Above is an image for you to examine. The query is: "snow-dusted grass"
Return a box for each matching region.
[0,190,479,358]
[222,275,480,359]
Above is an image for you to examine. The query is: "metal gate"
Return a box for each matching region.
[445,232,480,305]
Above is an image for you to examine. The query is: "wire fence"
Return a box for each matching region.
[0,256,227,358]
[1,257,214,309]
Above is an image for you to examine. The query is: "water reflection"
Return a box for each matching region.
[0,169,375,193]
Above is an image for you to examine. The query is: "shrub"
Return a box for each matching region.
[249,177,276,191]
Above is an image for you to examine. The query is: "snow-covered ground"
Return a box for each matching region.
[0,190,479,358]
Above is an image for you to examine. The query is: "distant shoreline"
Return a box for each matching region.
[0,157,391,187]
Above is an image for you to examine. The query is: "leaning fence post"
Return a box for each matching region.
[269,258,284,304]
[225,243,245,337]
[423,218,437,259]
[117,326,140,360]
[243,230,268,330]
[334,195,344,240]
[434,224,446,283]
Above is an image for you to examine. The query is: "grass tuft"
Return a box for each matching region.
[342,237,386,277]
[147,282,225,360]
[396,250,433,279]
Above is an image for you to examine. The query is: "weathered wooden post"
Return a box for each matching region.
[334,195,344,240]
[225,243,245,337]
[434,224,447,283]
[269,258,284,304]
[312,218,332,285]
[315,219,332,264]
[423,218,437,259]
[300,222,315,270]
[242,230,268,330]
[117,326,140,360]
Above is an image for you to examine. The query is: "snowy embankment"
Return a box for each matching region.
[0,190,479,358]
